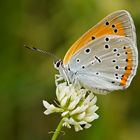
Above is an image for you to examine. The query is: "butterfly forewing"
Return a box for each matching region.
[63,10,136,65]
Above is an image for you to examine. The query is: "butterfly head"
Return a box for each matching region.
[54,59,63,70]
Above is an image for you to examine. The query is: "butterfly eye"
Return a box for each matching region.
[55,60,62,68]
[56,62,60,67]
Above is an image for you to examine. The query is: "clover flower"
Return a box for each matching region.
[43,82,99,132]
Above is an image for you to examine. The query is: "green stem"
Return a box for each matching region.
[51,118,64,140]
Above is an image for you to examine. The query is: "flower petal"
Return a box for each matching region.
[83,93,94,105]
[89,96,97,106]
[84,123,92,129]
[68,96,81,110]
[61,111,69,117]
[63,122,71,128]
[43,100,63,115]
[60,96,69,107]
[76,112,86,120]
[74,125,83,132]
[44,77,100,132]
[70,105,88,115]
[86,105,99,115]
[43,100,50,108]
[56,82,67,101]
[84,113,99,122]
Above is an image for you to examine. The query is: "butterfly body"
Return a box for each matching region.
[55,10,138,94]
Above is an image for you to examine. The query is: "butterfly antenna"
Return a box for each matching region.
[24,44,59,61]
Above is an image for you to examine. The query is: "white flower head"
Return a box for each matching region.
[43,81,99,131]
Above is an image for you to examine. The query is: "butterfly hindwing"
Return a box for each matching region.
[68,35,138,93]
[63,10,136,65]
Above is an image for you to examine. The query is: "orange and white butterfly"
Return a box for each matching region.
[54,10,138,94]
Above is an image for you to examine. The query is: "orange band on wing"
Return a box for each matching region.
[63,20,126,65]
[121,48,133,86]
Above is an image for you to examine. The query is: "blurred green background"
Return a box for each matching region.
[0,0,140,140]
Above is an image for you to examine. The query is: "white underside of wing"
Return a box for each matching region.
[62,10,138,94]
[66,35,138,94]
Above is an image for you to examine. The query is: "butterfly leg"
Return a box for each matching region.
[55,74,64,85]
[61,69,71,85]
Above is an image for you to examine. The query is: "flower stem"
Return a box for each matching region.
[51,118,64,140]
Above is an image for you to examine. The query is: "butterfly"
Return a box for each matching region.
[54,10,138,94]
[25,10,138,94]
